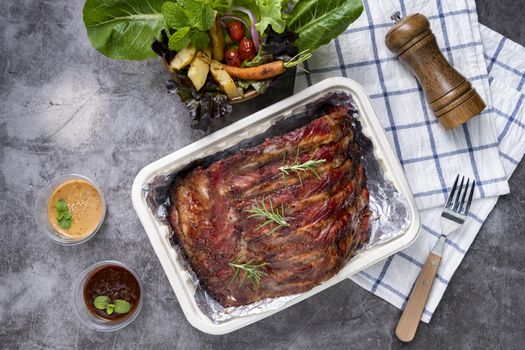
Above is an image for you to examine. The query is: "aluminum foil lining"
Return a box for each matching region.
[143,92,411,323]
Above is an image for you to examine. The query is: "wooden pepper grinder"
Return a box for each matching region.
[385,12,486,130]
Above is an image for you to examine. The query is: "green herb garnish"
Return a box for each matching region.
[93,295,132,315]
[161,0,215,51]
[56,199,72,229]
[93,295,110,309]
[113,299,132,313]
[228,257,268,288]
[82,0,363,61]
[246,196,289,235]
[279,146,326,186]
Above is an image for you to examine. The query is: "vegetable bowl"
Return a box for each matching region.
[82,0,364,129]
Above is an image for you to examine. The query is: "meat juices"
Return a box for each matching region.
[168,106,371,306]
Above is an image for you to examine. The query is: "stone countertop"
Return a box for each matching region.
[1,0,524,348]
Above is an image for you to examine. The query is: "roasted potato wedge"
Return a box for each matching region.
[188,48,211,91]
[210,60,239,99]
[209,14,225,61]
[169,46,197,71]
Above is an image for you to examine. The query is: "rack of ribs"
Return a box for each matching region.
[168,105,371,307]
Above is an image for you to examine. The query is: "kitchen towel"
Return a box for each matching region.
[295,0,525,322]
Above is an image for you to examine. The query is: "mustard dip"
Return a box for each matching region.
[47,179,103,238]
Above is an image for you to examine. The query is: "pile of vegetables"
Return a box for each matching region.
[83,0,364,129]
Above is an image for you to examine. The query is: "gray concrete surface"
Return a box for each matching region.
[1,0,524,348]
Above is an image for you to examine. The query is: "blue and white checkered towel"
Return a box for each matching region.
[295,0,525,322]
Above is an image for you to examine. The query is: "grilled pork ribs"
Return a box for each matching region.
[168,106,371,306]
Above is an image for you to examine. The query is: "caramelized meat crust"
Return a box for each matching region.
[168,106,371,306]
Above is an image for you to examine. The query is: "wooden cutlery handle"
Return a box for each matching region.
[395,252,442,342]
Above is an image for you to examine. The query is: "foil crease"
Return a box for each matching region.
[143,92,411,323]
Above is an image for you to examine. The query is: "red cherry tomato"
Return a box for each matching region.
[224,48,242,67]
[238,37,256,61]
[227,21,245,43]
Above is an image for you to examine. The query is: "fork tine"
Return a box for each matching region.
[464,180,476,215]
[458,179,470,213]
[452,176,465,212]
[446,174,460,209]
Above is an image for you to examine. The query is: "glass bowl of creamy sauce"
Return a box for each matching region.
[34,174,106,245]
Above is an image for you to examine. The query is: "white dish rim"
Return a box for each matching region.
[131,77,421,335]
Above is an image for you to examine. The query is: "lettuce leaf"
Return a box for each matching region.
[254,0,286,34]
[230,0,286,34]
[84,0,231,60]
[83,0,165,60]
[201,0,233,14]
[288,0,363,52]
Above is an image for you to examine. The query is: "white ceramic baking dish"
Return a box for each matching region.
[132,77,420,335]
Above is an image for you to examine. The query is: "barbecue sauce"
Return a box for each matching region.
[83,265,140,321]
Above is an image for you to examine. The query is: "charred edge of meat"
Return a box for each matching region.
[167,105,371,307]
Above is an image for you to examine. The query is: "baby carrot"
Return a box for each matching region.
[222,50,311,81]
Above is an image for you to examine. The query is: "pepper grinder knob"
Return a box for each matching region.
[385,13,486,130]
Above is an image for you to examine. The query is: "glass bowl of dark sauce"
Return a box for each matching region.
[74,261,143,331]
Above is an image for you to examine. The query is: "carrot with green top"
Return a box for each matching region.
[222,50,312,81]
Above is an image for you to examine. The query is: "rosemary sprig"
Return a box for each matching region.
[246,196,289,235]
[228,257,268,288]
[279,146,326,186]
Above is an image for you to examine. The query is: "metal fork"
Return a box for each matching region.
[396,175,476,342]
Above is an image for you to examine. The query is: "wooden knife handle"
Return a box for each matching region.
[395,252,442,342]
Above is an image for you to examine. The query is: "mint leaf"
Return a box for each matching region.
[113,299,132,314]
[106,304,114,315]
[175,0,214,31]
[58,217,72,229]
[189,5,215,31]
[191,31,210,50]
[93,295,110,310]
[56,199,72,229]
[202,0,231,14]
[56,199,68,212]
[169,27,191,51]
[177,0,202,13]
[162,2,189,28]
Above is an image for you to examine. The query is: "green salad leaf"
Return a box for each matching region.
[168,0,215,31]
[203,0,232,13]
[253,0,287,34]
[191,31,211,49]
[162,2,189,28]
[288,0,364,52]
[228,0,286,34]
[83,0,165,60]
[162,0,215,51]
[236,79,271,94]
[83,0,363,63]
[169,27,192,51]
